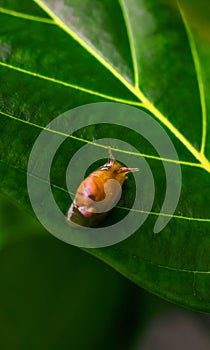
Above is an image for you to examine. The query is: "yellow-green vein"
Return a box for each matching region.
[33,0,210,173]
[32,0,137,92]
[119,0,139,88]
[0,61,142,107]
[0,6,55,24]
[0,110,203,168]
[2,158,208,222]
[117,206,210,223]
[178,3,207,155]
[112,247,210,275]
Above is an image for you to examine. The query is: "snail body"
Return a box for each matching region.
[67,147,138,227]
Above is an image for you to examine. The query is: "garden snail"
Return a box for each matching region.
[67,147,139,227]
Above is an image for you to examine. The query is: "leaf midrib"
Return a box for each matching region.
[32,0,210,173]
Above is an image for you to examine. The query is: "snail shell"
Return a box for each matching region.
[67,147,139,227]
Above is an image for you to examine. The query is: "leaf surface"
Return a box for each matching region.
[0,0,210,311]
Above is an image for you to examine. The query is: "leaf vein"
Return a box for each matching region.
[178,3,207,155]
[111,247,210,275]
[119,0,139,88]
[0,110,204,168]
[0,61,141,106]
[0,158,209,223]
[0,6,55,24]
[32,0,210,173]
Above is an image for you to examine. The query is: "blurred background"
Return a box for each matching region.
[0,194,210,350]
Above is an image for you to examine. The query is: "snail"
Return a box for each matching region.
[67,147,139,227]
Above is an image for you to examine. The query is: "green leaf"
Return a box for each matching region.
[0,0,210,312]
